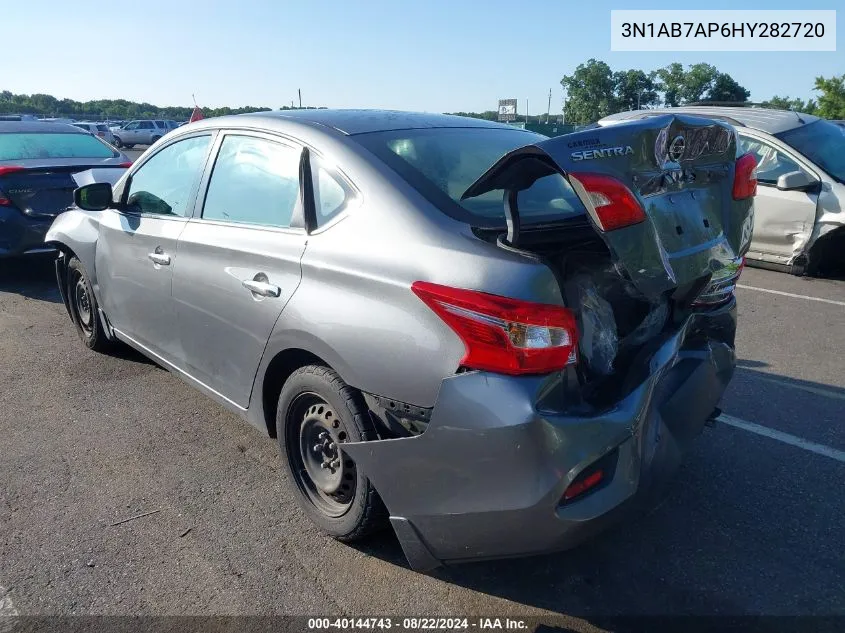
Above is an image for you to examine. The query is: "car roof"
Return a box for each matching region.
[210,109,517,136]
[0,121,87,134]
[599,106,820,135]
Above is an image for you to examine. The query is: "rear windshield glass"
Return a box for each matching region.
[0,133,117,160]
[357,127,585,226]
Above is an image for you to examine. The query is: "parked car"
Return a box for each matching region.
[71,122,116,145]
[0,121,131,257]
[46,110,753,570]
[112,119,169,148]
[599,106,845,276]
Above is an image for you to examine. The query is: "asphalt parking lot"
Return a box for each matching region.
[1,250,844,628]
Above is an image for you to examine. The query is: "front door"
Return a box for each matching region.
[172,133,307,408]
[96,133,214,361]
[738,133,820,263]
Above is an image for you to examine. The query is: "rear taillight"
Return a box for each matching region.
[563,469,604,502]
[568,172,647,231]
[732,153,758,200]
[411,281,578,375]
[0,195,12,206]
[118,161,133,168]
[0,165,25,177]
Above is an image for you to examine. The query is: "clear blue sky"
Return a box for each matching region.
[5,0,842,114]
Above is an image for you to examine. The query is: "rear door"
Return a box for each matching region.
[737,131,819,263]
[172,131,307,408]
[96,133,215,361]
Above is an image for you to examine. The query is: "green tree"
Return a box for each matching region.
[761,96,817,114]
[613,69,659,111]
[560,59,616,124]
[655,62,685,107]
[679,63,718,103]
[813,74,845,119]
[707,73,750,103]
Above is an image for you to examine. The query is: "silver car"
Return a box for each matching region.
[112,119,169,148]
[600,107,845,276]
[70,122,116,145]
[46,110,752,570]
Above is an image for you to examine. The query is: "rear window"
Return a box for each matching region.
[0,133,118,160]
[358,127,585,227]
[96,124,108,132]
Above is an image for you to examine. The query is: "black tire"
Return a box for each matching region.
[277,365,387,541]
[112,136,123,148]
[67,256,111,353]
[124,143,134,149]
[151,135,161,143]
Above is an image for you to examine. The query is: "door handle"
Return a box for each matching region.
[148,252,171,266]
[242,279,281,298]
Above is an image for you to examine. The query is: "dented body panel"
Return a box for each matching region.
[599,107,845,275]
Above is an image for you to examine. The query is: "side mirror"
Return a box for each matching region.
[777,170,819,192]
[74,182,114,211]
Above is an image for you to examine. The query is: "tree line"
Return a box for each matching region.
[558,59,845,124]
[3,64,844,124]
[0,91,323,120]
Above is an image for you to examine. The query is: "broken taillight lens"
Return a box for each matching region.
[732,153,758,200]
[411,281,578,375]
[568,172,647,232]
[693,256,745,308]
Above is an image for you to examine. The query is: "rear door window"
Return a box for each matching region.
[738,135,802,185]
[201,135,301,228]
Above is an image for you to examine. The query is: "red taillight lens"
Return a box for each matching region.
[118,161,133,168]
[733,153,758,200]
[0,195,12,206]
[0,166,25,177]
[411,281,578,375]
[568,172,647,231]
[563,469,604,501]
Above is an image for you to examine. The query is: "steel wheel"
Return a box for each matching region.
[71,270,94,337]
[287,392,357,518]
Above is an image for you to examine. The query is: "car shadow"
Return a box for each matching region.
[351,366,845,620]
[0,253,62,303]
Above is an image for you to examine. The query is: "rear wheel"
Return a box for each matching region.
[277,365,387,541]
[67,257,111,353]
[112,136,123,148]
[151,135,161,143]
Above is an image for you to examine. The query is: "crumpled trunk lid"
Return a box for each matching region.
[463,114,755,301]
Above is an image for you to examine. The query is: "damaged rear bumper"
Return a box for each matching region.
[342,304,736,571]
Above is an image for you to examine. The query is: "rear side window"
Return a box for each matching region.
[201,135,300,228]
[360,128,585,227]
[140,121,154,129]
[310,156,355,227]
[0,133,117,160]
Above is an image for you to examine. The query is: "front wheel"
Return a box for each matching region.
[67,256,111,353]
[277,365,387,541]
[112,136,123,148]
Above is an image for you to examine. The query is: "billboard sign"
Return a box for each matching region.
[498,99,517,122]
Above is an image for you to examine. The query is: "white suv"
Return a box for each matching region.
[112,120,169,148]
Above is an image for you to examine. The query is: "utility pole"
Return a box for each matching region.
[546,88,552,124]
[298,89,302,109]
[526,99,529,126]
